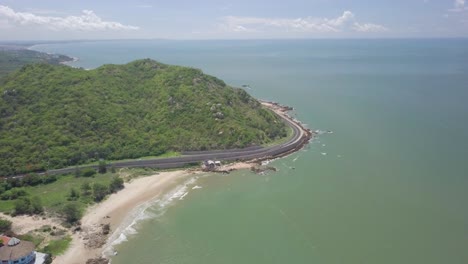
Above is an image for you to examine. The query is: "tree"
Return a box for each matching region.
[98,160,107,174]
[92,183,108,202]
[21,174,42,186]
[0,218,12,233]
[13,197,31,215]
[6,178,21,188]
[30,196,44,214]
[1,188,28,200]
[42,175,57,184]
[62,202,82,223]
[109,176,124,193]
[13,196,43,215]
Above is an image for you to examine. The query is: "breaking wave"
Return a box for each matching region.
[102,176,199,257]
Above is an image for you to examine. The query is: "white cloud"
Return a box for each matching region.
[352,22,388,32]
[449,0,468,12]
[221,11,387,34]
[233,25,249,32]
[0,5,139,31]
[326,10,355,27]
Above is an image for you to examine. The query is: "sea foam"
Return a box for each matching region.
[102,176,199,257]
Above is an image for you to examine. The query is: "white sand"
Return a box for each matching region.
[53,170,194,264]
[0,213,62,234]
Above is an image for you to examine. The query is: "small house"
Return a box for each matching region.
[0,236,36,264]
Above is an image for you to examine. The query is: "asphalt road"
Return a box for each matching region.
[45,108,309,175]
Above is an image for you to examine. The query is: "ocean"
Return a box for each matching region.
[33,39,468,264]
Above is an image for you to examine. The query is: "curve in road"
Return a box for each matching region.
[45,104,311,176]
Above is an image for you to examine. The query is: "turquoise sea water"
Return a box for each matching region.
[34,39,468,264]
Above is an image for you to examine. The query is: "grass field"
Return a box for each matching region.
[0,173,115,213]
[41,235,72,255]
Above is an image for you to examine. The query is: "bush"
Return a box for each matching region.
[98,160,107,174]
[61,202,82,223]
[13,196,43,215]
[31,197,44,214]
[14,198,31,215]
[67,188,80,201]
[0,218,12,233]
[6,178,21,188]
[42,175,57,184]
[21,174,42,186]
[8,188,29,200]
[81,168,96,177]
[92,183,108,202]
[109,176,124,193]
[80,182,92,196]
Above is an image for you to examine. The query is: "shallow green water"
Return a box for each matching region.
[35,39,468,264]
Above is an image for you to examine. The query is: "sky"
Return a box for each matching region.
[0,0,467,40]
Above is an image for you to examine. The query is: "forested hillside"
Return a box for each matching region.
[0,59,287,175]
[0,47,72,78]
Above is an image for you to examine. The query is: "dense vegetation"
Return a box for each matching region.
[0,59,286,175]
[0,169,122,219]
[0,47,72,78]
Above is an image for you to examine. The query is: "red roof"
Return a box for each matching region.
[0,236,10,245]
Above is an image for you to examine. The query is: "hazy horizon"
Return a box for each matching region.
[1,0,468,40]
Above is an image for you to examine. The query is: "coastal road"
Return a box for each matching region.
[45,104,310,175]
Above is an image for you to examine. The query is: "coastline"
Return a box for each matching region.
[27,43,79,66]
[0,85,310,263]
[1,44,312,263]
[53,169,198,264]
[1,101,314,264]
[3,99,310,263]
[54,162,254,264]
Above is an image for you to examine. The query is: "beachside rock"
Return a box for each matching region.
[250,166,277,174]
[81,225,108,249]
[86,257,109,264]
[102,224,110,235]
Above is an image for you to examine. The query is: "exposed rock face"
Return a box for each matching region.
[86,257,109,264]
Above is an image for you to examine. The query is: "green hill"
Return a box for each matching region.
[0,47,73,78]
[0,59,287,175]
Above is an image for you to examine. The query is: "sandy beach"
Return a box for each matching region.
[53,169,196,264]
[0,213,62,234]
[52,162,256,264]
[1,99,306,264]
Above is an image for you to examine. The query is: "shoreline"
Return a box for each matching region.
[2,95,311,263]
[53,162,254,264]
[50,99,311,263]
[3,99,310,263]
[2,79,314,264]
[53,169,199,264]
